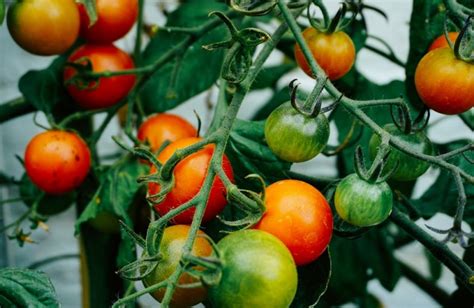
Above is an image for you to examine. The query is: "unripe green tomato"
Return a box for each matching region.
[369,124,434,181]
[208,230,298,308]
[334,174,393,227]
[264,102,329,162]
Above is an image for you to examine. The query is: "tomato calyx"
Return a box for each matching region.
[354,141,398,184]
[289,78,340,118]
[181,252,223,286]
[451,15,473,63]
[229,0,277,16]
[390,103,430,135]
[307,1,358,34]
[63,57,101,90]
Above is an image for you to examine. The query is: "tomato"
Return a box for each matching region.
[264,102,329,162]
[294,27,355,80]
[148,137,234,224]
[414,48,474,115]
[369,124,434,181]
[7,0,79,55]
[24,130,91,195]
[334,174,393,227]
[64,44,136,109]
[208,230,297,307]
[138,114,197,153]
[255,179,332,265]
[20,174,75,216]
[143,225,213,307]
[78,0,138,43]
[428,32,458,51]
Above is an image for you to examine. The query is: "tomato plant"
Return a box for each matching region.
[148,137,234,224]
[78,0,138,43]
[294,27,355,80]
[414,47,474,115]
[24,130,91,195]
[64,43,136,109]
[1,0,474,307]
[143,225,213,307]
[207,230,298,308]
[428,32,459,51]
[7,0,80,56]
[255,179,333,265]
[264,102,329,162]
[137,113,197,152]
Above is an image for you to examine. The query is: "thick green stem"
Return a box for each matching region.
[391,207,474,293]
[0,97,34,124]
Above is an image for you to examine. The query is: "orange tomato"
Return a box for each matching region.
[137,114,197,152]
[7,0,80,55]
[148,138,234,224]
[428,32,458,51]
[255,179,333,265]
[294,27,355,80]
[64,44,136,109]
[78,0,138,43]
[24,130,91,195]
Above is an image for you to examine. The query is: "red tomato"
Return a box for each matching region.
[148,137,234,224]
[294,27,355,80]
[78,0,138,43]
[137,114,197,152]
[428,32,458,51]
[415,47,474,115]
[24,130,91,195]
[255,179,333,265]
[64,44,136,109]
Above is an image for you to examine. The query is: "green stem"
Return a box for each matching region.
[364,44,406,67]
[27,253,79,270]
[0,97,34,124]
[391,206,474,293]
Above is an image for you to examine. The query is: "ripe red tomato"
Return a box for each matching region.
[294,27,355,80]
[428,32,458,51]
[148,137,234,224]
[24,130,91,195]
[143,225,213,307]
[78,0,138,43]
[415,48,474,115]
[7,0,80,55]
[137,114,197,153]
[255,179,333,265]
[64,44,136,109]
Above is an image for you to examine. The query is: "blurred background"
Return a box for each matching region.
[0,0,471,307]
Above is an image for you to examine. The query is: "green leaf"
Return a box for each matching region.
[252,87,290,121]
[0,0,5,25]
[18,56,69,114]
[291,251,331,308]
[346,18,367,52]
[0,172,16,185]
[251,63,295,90]
[139,1,228,113]
[77,0,98,26]
[75,155,147,234]
[0,268,59,308]
[226,120,292,188]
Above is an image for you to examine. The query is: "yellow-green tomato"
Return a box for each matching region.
[335,174,393,227]
[264,102,329,162]
[208,229,298,308]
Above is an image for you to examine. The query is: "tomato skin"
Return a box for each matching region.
[78,0,138,43]
[255,179,333,265]
[415,48,474,115]
[335,174,393,227]
[294,27,355,80]
[24,130,91,195]
[137,114,197,153]
[264,102,329,162]
[428,32,458,51]
[143,225,213,307]
[148,137,234,224]
[369,124,434,181]
[64,44,136,109]
[7,0,80,55]
[208,230,297,308]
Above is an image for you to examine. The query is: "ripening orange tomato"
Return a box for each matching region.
[148,138,234,224]
[137,114,197,152]
[24,130,91,195]
[294,27,355,80]
[428,32,458,51]
[255,179,333,265]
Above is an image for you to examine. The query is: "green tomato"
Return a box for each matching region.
[208,229,298,308]
[369,124,434,181]
[264,102,329,162]
[334,174,393,227]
